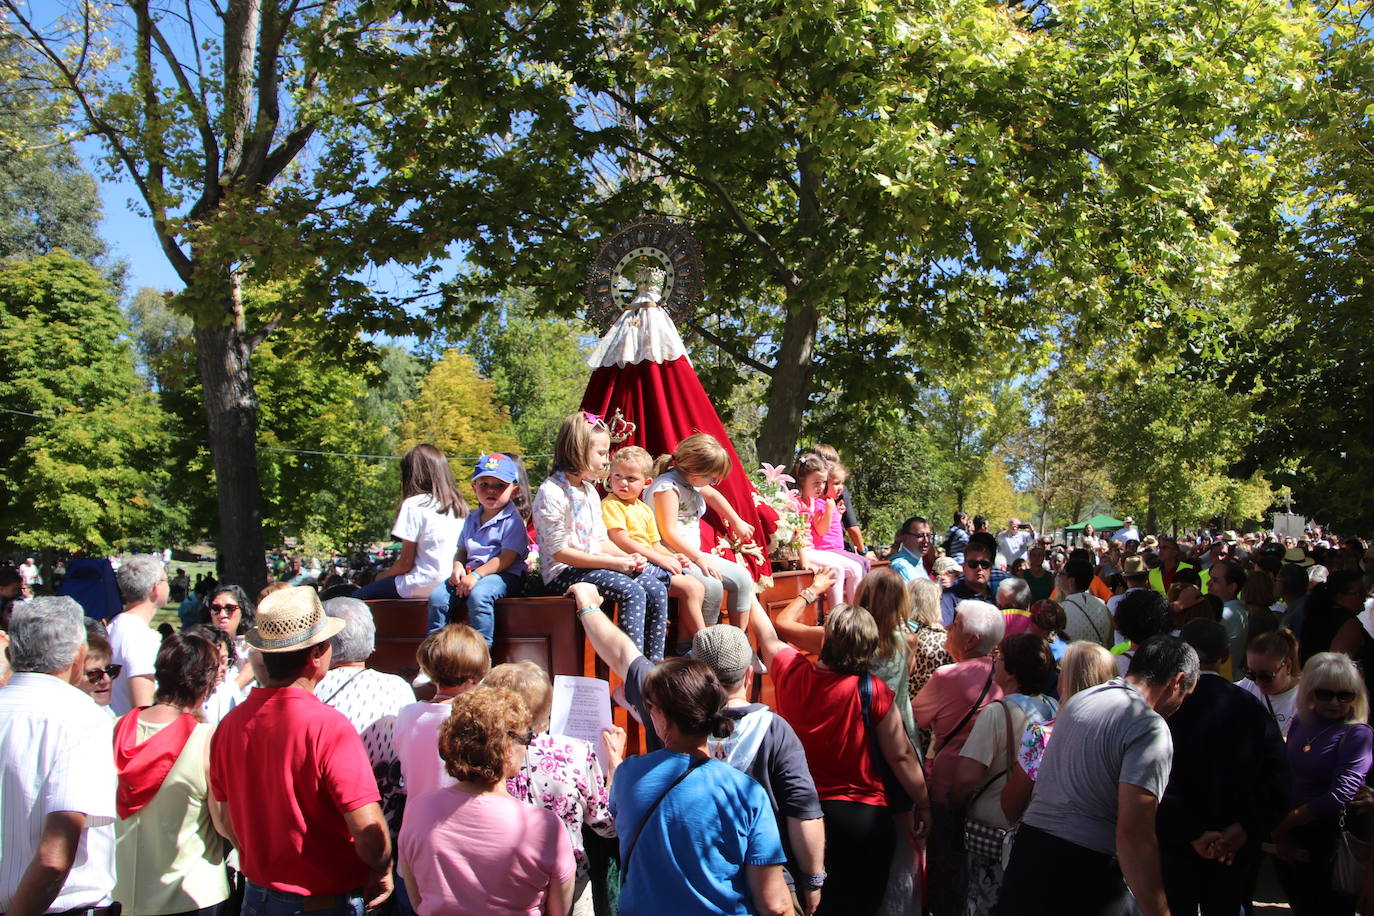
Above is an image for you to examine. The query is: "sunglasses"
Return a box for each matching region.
[965,559,993,570]
[209,603,240,613]
[1314,688,1357,704]
[86,664,122,683]
[507,730,537,747]
[1244,666,1281,684]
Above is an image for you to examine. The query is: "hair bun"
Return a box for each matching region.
[709,709,736,740]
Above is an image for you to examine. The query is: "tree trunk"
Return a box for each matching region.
[194,283,267,596]
[755,298,819,464]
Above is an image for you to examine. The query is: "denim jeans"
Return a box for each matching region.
[426,571,523,643]
[242,883,362,916]
[352,576,402,600]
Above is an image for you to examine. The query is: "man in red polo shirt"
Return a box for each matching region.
[210,587,392,916]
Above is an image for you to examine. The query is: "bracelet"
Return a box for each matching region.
[800,587,818,604]
[802,872,826,890]
[576,605,602,618]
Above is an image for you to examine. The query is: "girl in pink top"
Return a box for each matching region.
[793,452,867,606]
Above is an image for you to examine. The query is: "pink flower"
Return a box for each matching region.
[760,463,795,487]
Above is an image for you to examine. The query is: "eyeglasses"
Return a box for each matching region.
[965,559,993,570]
[1245,666,1280,684]
[1314,688,1357,704]
[507,730,536,746]
[209,603,239,613]
[902,530,931,539]
[86,664,122,683]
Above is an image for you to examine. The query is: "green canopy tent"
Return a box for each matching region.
[1063,514,1125,537]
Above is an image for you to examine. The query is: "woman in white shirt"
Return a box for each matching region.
[1238,628,1302,737]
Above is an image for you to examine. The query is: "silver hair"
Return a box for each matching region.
[1309,565,1329,585]
[996,577,1032,610]
[9,596,87,673]
[116,554,166,604]
[323,596,375,664]
[955,599,1006,657]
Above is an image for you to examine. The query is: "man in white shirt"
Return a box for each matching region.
[996,519,1037,569]
[108,554,168,715]
[18,557,40,589]
[0,597,118,916]
[1112,518,1141,545]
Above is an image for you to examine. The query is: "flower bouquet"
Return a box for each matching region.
[752,463,806,568]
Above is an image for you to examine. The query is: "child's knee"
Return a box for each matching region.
[676,576,705,600]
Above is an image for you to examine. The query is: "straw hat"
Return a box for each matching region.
[246,586,345,653]
[1282,547,1315,569]
[1121,556,1150,577]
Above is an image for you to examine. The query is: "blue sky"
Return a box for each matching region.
[81,143,185,295]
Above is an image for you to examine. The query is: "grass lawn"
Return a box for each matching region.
[152,559,220,630]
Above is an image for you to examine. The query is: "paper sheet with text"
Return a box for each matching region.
[550,675,614,775]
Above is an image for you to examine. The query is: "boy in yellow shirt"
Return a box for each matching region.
[602,447,710,651]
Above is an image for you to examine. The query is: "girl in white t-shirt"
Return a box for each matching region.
[354,444,466,600]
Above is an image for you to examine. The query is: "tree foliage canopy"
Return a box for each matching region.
[0,252,176,551]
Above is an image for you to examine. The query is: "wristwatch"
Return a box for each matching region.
[802,872,826,890]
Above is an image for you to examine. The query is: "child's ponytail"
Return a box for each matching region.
[507,454,534,524]
[651,452,676,478]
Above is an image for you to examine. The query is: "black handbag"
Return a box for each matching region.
[859,672,914,812]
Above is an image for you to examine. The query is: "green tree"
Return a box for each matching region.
[2,0,591,589]
[397,351,521,500]
[252,328,395,548]
[126,286,195,391]
[466,303,590,482]
[924,374,1027,513]
[966,455,1020,529]
[380,0,1319,464]
[0,42,105,264]
[1014,375,1113,531]
[0,252,178,551]
[1192,0,1374,531]
[811,404,950,548]
[1088,356,1272,535]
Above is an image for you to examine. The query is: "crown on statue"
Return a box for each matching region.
[608,408,637,444]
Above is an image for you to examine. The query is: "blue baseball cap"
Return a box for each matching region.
[472,453,519,484]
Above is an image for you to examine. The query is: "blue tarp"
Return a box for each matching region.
[58,557,122,620]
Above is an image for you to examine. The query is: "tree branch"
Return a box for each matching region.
[686,321,775,376]
[600,85,803,292]
[242,0,285,184]
[144,12,222,205]
[2,0,194,280]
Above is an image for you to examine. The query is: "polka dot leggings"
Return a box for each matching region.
[551,565,669,661]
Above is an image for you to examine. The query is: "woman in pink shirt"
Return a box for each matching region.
[398,686,574,916]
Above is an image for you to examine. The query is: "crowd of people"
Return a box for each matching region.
[5,412,1374,916]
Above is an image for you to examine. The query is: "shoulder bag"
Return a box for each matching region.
[859,673,913,812]
[622,756,708,874]
[926,665,996,765]
[1332,724,1374,894]
[963,700,1018,864]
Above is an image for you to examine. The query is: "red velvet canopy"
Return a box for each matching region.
[580,355,773,583]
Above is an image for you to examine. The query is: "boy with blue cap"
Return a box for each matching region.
[426,453,531,642]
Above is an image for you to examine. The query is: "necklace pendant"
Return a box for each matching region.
[1303,743,1312,752]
